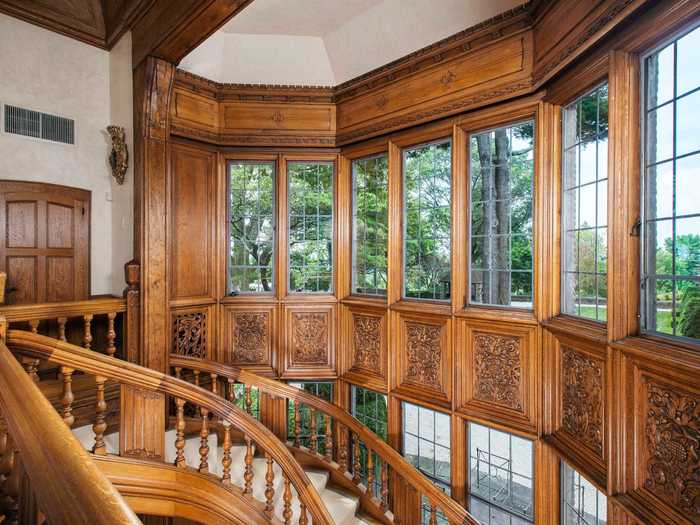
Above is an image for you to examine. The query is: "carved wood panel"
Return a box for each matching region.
[340,304,387,391]
[221,304,276,374]
[642,378,700,521]
[456,319,536,432]
[171,306,213,360]
[281,304,336,378]
[395,312,451,407]
[561,346,604,458]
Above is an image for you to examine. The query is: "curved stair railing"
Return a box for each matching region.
[0,337,141,525]
[4,328,335,525]
[170,355,480,525]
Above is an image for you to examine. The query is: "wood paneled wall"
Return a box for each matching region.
[157,1,700,524]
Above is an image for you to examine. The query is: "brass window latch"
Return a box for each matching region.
[631,217,641,237]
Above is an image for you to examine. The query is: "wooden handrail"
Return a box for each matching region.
[6,329,334,525]
[0,339,141,525]
[169,355,480,525]
[0,296,126,323]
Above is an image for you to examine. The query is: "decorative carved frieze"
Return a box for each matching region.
[233,312,268,364]
[291,312,328,364]
[172,311,206,358]
[561,347,603,456]
[644,378,700,520]
[473,332,522,411]
[352,314,382,371]
[405,322,442,390]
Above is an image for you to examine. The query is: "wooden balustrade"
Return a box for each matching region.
[6,328,334,525]
[169,354,481,525]
[0,336,140,525]
[0,296,130,360]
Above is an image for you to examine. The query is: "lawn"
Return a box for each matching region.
[577,305,674,334]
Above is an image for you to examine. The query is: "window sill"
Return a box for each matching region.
[541,315,608,344]
[390,299,452,316]
[456,305,538,325]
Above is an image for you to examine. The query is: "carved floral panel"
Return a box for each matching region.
[172,311,206,358]
[473,332,522,411]
[232,312,268,364]
[404,321,442,390]
[291,312,328,365]
[352,314,382,372]
[561,347,603,456]
[644,378,700,520]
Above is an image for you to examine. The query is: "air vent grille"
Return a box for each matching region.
[4,105,75,145]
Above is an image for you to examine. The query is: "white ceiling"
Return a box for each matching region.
[180,0,525,86]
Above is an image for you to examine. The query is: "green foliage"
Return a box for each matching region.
[353,155,389,295]
[404,142,452,300]
[288,163,334,293]
[678,283,700,339]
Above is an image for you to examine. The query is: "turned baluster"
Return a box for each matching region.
[83,314,93,350]
[221,421,232,483]
[210,373,218,395]
[28,319,39,334]
[324,413,333,462]
[352,432,362,484]
[298,503,308,525]
[193,370,200,386]
[174,366,182,380]
[309,408,318,454]
[2,436,20,525]
[174,398,186,468]
[245,385,253,415]
[380,462,389,510]
[429,505,438,525]
[198,407,209,473]
[282,475,293,525]
[338,426,348,472]
[243,436,254,496]
[57,317,67,342]
[106,312,117,357]
[92,376,107,454]
[264,453,275,518]
[367,447,375,495]
[227,378,235,402]
[21,356,40,383]
[60,366,75,427]
[293,401,301,448]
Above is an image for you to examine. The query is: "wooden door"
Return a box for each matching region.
[0,181,90,304]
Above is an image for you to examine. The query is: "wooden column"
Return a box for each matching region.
[123,56,174,461]
[123,259,141,364]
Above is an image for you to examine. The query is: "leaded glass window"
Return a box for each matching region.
[231,383,260,420]
[288,161,334,293]
[403,141,452,301]
[562,84,609,321]
[643,24,700,341]
[287,381,333,453]
[228,161,275,294]
[351,385,388,497]
[402,401,450,525]
[561,462,607,525]
[470,122,534,308]
[468,422,533,524]
[352,154,389,295]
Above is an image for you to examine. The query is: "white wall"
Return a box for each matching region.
[0,14,134,296]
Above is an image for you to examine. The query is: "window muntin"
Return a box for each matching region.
[228,161,275,294]
[468,422,534,523]
[403,140,452,301]
[561,462,607,525]
[288,161,334,293]
[352,154,389,296]
[643,24,700,341]
[351,386,388,497]
[287,381,333,452]
[470,122,534,308]
[402,401,451,525]
[561,84,609,321]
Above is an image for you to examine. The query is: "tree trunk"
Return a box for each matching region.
[476,135,494,303]
[494,129,511,305]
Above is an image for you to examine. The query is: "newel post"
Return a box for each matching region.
[123,259,141,364]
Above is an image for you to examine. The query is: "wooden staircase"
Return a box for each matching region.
[0,301,479,525]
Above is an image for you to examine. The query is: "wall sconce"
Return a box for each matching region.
[107,125,128,185]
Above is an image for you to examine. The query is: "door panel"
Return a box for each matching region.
[0,181,90,305]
